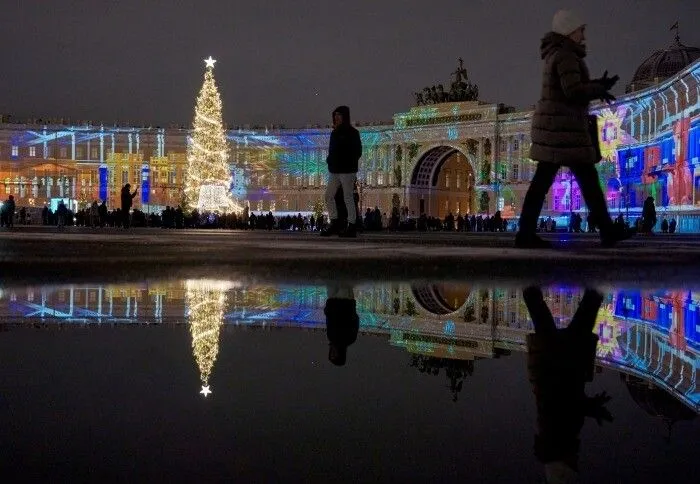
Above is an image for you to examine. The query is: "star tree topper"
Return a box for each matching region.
[200,385,212,397]
[204,56,217,69]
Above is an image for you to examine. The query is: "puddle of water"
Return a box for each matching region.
[1,279,698,482]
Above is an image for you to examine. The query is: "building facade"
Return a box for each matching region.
[1,58,699,228]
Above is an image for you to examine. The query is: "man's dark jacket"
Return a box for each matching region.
[326,106,362,174]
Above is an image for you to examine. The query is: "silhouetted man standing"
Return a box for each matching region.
[120,183,138,229]
[321,106,362,238]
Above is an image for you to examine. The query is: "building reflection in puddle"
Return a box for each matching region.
[0,280,698,415]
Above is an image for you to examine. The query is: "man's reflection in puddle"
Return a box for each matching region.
[324,283,359,366]
[523,287,613,483]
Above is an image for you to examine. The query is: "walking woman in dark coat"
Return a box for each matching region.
[516,10,634,249]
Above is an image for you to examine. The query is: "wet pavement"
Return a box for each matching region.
[2,227,700,286]
[1,229,700,482]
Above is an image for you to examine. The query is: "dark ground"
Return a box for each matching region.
[1,227,698,287]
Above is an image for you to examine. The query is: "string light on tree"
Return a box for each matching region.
[184,57,242,213]
[187,279,235,397]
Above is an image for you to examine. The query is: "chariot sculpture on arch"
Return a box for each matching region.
[414,58,480,105]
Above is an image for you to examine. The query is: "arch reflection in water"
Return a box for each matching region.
[186,279,235,397]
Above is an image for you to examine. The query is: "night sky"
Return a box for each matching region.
[1,0,698,128]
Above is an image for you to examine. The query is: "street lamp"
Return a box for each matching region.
[568,168,573,226]
[619,186,624,218]
[625,148,631,225]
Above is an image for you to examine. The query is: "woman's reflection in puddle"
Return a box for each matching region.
[523,287,613,483]
[324,283,359,366]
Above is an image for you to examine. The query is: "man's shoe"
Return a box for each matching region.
[320,219,341,237]
[515,233,552,249]
[601,226,636,248]
[340,223,357,238]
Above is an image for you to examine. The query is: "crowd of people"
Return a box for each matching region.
[0,191,684,235]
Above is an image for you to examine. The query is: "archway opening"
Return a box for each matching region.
[409,146,475,218]
[411,283,471,315]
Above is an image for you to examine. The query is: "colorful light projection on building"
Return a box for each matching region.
[590,61,700,212]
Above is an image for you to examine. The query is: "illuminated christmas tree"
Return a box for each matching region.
[184,57,241,213]
[187,279,234,397]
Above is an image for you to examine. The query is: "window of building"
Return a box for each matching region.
[553,195,559,209]
[456,172,461,189]
[308,174,316,186]
[257,200,263,212]
[513,139,519,150]
[76,147,84,158]
[574,193,581,210]
[295,175,302,186]
[269,200,276,212]
[512,164,519,181]
[91,147,98,159]
[29,146,36,157]
[445,171,450,188]
[60,147,68,158]
[366,171,372,186]
[456,201,461,213]
[168,171,176,184]
[377,171,384,186]
[11,145,18,157]
[283,174,289,187]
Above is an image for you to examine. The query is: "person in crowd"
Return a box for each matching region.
[661,217,669,233]
[325,283,359,366]
[515,9,634,249]
[321,106,362,238]
[641,196,657,234]
[56,200,67,229]
[98,200,108,227]
[0,195,15,227]
[89,201,99,227]
[120,183,138,229]
[523,285,613,483]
